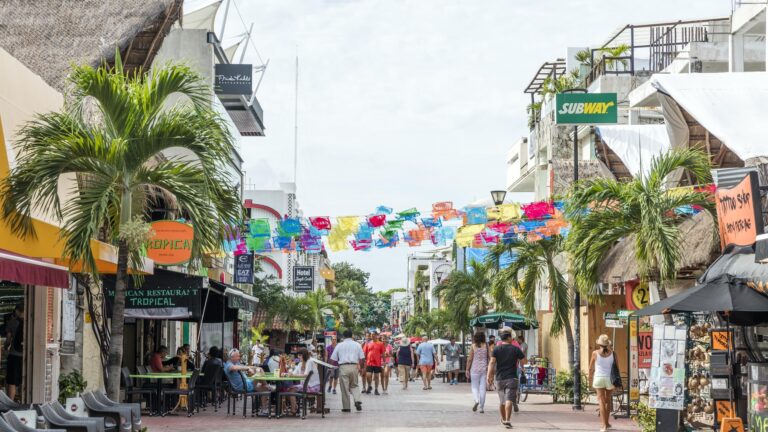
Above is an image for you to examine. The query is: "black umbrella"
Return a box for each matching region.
[634,275,768,319]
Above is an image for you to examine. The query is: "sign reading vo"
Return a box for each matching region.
[555,93,618,125]
[146,221,194,265]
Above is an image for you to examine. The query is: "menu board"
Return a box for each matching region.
[648,324,687,410]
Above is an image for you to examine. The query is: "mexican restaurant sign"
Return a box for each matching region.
[715,172,764,250]
[146,221,194,265]
[555,93,618,125]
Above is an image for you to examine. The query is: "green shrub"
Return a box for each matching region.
[58,369,87,404]
[552,370,589,403]
[631,401,656,432]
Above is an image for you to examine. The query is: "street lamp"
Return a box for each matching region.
[490,190,507,206]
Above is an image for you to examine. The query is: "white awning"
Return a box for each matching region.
[596,125,671,178]
[223,287,258,304]
[179,1,222,31]
[640,72,768,161]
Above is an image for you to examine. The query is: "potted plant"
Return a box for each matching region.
[58,369,87,404]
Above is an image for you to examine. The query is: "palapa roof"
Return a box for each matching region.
[597,211,719,282]
[0,0,182,90]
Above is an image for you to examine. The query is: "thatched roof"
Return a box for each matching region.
[597,211,719,282]
[0,0,182,90]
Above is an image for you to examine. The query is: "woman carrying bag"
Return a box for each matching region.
[589,334,621,432]
[465,332,490,413]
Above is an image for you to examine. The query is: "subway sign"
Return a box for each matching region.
[555,93,618,125]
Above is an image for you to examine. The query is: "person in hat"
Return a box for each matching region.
[487,327,526,428]
[395,336,415,390]
[415,335,436,390]
[589,334,616,432]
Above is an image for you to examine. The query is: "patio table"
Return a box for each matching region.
[130,372,202,415]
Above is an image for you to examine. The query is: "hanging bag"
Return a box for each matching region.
[610,355,622,388]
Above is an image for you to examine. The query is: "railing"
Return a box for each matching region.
[584,55,633,87]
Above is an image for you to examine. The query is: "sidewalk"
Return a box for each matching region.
[142,380,641,431]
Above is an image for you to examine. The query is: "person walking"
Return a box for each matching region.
[363,332,386,395]
[487,327,526,428]
[589,334,616,432]
[466,332,490,413]
[382,335,393,394]
[326,337,339,394]
[415,335,436,390]
[330,329,366,413]
[444,336,461,385]
[395,336,415,390]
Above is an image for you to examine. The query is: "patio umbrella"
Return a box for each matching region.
[469,312,538,330]
[633,275,768,325]
[428,338,450,345]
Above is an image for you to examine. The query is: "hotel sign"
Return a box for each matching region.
[214,64,252,95]
[555,93,618,125]
[293,266,315,292]
[715,172,764,250]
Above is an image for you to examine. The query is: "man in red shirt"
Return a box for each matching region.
[149,346,174,372]
[363,332,386,395]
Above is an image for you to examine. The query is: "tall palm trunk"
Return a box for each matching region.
[563,314,575,370]
[106,238,129,400]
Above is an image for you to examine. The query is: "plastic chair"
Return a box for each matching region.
[91,391,141,432]
[0,391,26,411]
[37,404,102,432]
[2,412,65,432]
[195,363,223,411]
[81,393,131,432]
[120,368,155,415]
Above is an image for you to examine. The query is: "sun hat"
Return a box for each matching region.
[596,334,612,347]
[399,337,410,346]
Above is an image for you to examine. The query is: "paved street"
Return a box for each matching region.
[143,380,640,431]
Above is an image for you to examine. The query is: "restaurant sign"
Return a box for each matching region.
[293,266,315,292]
[715,171,764,250]
[555,93,618,125]
[234,253,254,284]
[103,269,203,319]
[146,221,194,265]
[214,64,252,95]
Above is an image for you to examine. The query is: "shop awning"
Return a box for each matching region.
[700,246,768,284]
[103,269,204,320]
[0,250,69,288]
[210,280,258,313]
[595,125,671,178]
[631,72,768,161]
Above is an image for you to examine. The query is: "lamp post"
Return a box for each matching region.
[561,87,587,411]
[490,190,507,206]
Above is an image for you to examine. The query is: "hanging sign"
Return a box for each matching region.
[61,282,77,355]
[711,329,733,351]
[214,64,252,95]
[629,319,640,402]
[234,253,254,284]
[146,221,194,265]
[638,331,653,368]
[715,171,764,250]
[293,266,315,292]
[603,312,626,328]
[555,93,618,125]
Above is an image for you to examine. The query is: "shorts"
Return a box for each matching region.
[592,375,614,390]
[366,365,383,373]
[445,360,460,371]
[496,378,519,403]
[419,364,433,374]
[326,367,339,379]
[398,365,411,382]
[6,355,22,386]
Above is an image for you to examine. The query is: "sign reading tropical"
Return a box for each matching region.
[555,93,618,125]
[715,171,764,250]
[146,221,194,265]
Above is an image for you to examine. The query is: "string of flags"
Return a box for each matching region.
[223,200,572,255]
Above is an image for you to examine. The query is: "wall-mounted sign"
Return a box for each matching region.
[638,331,653,368]
[214,64,252,95]
[625,279,650,310]
[629,319,640,402]
[227,292,256,313]
[293,266,315,292]
[555,92,618,125]
[603,312,626,328]
[146,221,194,265]
[711,329,733,351]
[234,253,254,284]
[715,171,764,250]
[103,269,203,319]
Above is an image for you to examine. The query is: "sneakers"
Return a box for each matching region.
[355,401,362,412]
[374,389,380,395]
[472,402,478,412]
[327,385,332,392]
[479,409,484,413]
[367,385,373,394]
[332,389,337,394]
[513,403,519,413]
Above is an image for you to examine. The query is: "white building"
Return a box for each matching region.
[405,249,453,314]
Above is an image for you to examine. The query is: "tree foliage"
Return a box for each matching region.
[435,260,498,334]
[333,261,390,331]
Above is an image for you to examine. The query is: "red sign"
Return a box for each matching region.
[625,279,649,310]
[715,172,764,250]
[638,331,652,368]
[146,221,194,265]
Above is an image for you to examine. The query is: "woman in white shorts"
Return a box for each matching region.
[589,334,615,432]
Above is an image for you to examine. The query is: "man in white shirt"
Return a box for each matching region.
[250,341,269,366]
[330,329,366,412]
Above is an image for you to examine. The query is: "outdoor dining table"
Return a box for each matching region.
[129,372,202,415]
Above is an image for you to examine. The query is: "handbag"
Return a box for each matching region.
[610,357,622,388]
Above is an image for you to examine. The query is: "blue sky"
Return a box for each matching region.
[193,0,730,290]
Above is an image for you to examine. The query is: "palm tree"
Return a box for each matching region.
[0,55,240,399]
[435,260,499,334]
[276,295,313,332]
[598,43,631,70]
[490,237,574,367]
[300,288,347,337]
[567,148,714,302]
[403,309,446,339]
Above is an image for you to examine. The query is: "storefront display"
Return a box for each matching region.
[649,323,687,410]
[685,315,715,428]
[749,364,768,430]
